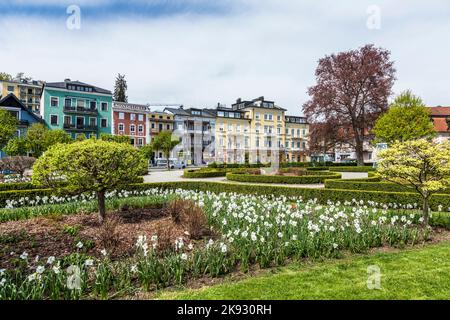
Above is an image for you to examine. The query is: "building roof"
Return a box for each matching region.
[45,80,112,95]
[231,96,287,111]
[164,107,215,118]
[0,93,44,123]
[428,106,450,116]
[432,118,449,133]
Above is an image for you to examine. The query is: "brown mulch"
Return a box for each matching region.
[0,207,189,269]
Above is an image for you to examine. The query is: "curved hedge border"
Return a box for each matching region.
[183,169,227,178]
[226,172,342,184]
[2,181,450,212]
[325,180,450,194]
[330,166,375,172]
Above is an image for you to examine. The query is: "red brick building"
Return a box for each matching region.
[112,102,150,147]
[428,106,450,142]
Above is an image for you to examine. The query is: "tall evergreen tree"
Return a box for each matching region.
[113,73,128,102]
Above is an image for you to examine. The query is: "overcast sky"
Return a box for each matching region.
[0,0,449,114]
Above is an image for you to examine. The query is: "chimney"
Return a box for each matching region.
[180,105,184,109]
[64,78,71,82]
[259,96,264,101]
[237,98,242,104]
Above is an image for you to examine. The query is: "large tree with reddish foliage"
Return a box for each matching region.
[303,44,396,165]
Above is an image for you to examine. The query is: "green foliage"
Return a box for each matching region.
[226,172,342,184]
[25,124,72,157]
[150,131,180,170]
[3,136,28,156]
[75,133,87,141]
[373,91,436,144]
[183,169,228,178]
[378,139,450,223]
[330,166,375,172]
[139,144,153,160]
[0,72,13,81]
[32,139,147,220]
[0,109,18,150]
[113,73,128,103]
[100,133,130,144]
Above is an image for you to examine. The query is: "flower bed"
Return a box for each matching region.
[226,171,342,184]
[0,188,433,299]
[4,181,450,212]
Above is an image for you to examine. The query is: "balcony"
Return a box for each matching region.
[63,123,97,131]
[63,106,98,115]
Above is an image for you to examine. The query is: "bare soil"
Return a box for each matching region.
[0,206,190,268]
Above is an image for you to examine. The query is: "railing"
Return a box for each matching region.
[63,106,98,114]
[63,123,97,131]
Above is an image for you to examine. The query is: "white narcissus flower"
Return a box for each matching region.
[20,252,28,260]
[84,259,94,267]
[181,253,188,260]
[76,242,83,249]
[101,249,107,257]
[47,256,56,265]
[36,266,45,274]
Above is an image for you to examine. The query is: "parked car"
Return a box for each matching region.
[154,158,186,169]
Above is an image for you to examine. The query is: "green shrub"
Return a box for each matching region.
[0,182,40,192]
[183,169,228,178]
[330,166,376,172]
[306,167,329,171]
[226,172,342,184]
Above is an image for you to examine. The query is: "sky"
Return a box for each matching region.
[0,0,449,115]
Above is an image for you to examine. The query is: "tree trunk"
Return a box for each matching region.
[98,190,106,224]
[355,137,365,166]
[422,197,430,226]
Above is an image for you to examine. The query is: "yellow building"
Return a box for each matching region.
[285,116,309,162]
[215,96,310,164]
[0,79,43,113]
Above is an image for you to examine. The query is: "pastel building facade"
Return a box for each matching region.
[0,94,44,158]
[40,79,112,139]
[112,102,150,147]
[0,79,43,113]
[165,107,216,165]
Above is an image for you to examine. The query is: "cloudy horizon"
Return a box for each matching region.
[0,0,449,114]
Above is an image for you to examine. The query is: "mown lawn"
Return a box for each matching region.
[158,242,450,300]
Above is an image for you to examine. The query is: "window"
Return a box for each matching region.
[277,115,281,121]
[90,101,97,110]
[256,124,260,134]
[119,112,125,120]
[137,138,144,147]
[7,86,14,92]
[255,113,260,120]
[64,98,71,108]
[291,129,295,136]
[64,116,71,125]
[130,124,136,133]
[50,97,59,107]
[256,137,260,148]
[138,114,144,121]
[151,123,155,129]
[101,102,108,112]
[50,115,58,125]
[130,138,135,146]
[236,124,241,132]
[297,142,301,149]
[8,110,19,120]
[303,129,306,136]
[130,113,136,121]
[228,124,233,132]
[277,127,281,134]
[192,110,201,116]
[101,119,107,128]
[77,99,85,108]
[219,123,224,131]
[286,128,289,135]
[264,114,273,121]
[159,124,163,131]
[297,129,300,137]
[89,117,96,127]
[118,123,124,132]
[138,125,143,133]
[167,124,171,130]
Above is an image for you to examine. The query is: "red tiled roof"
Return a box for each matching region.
[428,107,450,116]
[432,118,449,133]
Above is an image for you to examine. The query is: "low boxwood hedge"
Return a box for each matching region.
[0,182,40,192]
[183,169,228,178]
[325,180,450,194]
[2,181,450,212]
[330,166,376,172]
[226,171,342,184]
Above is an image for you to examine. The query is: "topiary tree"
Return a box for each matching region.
[150,131,180,171]
[373,91,435,144]
[32,139,147,223]
[378,139,450,225]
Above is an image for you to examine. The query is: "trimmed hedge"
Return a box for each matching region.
[2,181,450,212]
[183,169,227,178]
[226,172,342,184]
[0,182,40,192]
[325,180,450,194]
[330,166,376,172]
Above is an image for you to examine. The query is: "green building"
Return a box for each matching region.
[40,79,112,139]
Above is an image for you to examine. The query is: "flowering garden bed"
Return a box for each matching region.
[0,187,442,300]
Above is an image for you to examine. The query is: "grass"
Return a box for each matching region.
[158,242,450,300]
